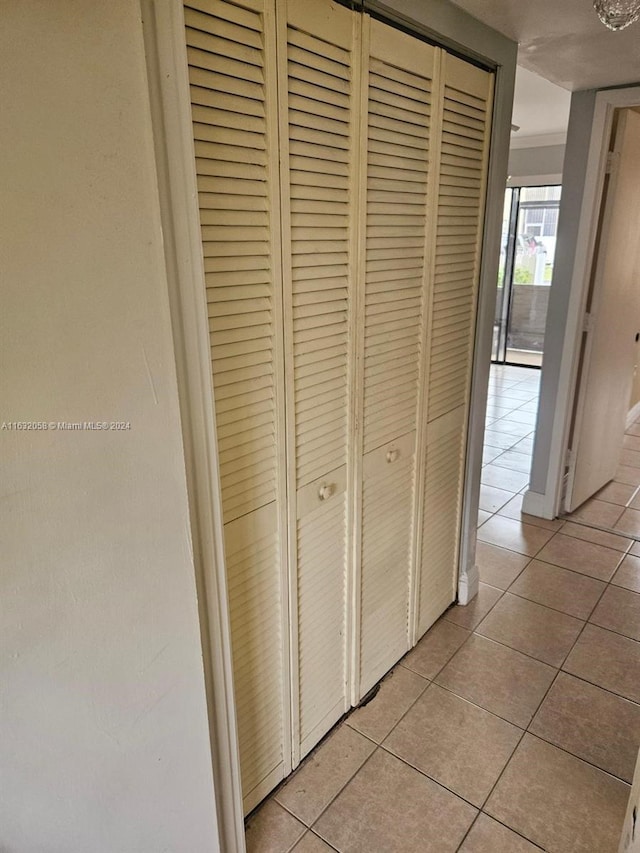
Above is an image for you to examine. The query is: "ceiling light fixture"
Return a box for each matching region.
[593,0,640,30]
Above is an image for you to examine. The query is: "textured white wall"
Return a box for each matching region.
[525,89,598,509]
[0,1,220,849]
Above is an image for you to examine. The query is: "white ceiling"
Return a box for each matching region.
[510,67,571,147]
[448,0,640,91]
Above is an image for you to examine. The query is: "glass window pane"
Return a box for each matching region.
[506,184,562,366]
[520,185,562,203]
[493,188,513,360]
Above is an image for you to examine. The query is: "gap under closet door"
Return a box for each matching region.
[277,0,360,763]
[355,17,437,699]
[184,0,291,814]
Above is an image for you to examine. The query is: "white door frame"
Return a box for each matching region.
[522,86,640,520]
[140,2,246,851]
[140,1,515,850]
[458,59,515,604]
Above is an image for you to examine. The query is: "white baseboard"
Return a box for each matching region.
[458,563,479,605]
[521,488,556,519]
[627,400,640,429]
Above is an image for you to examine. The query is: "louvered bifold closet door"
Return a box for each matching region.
[417,54,493,636]
[357,19,436,698]
[184,0,289,814]
[277,0,359,760]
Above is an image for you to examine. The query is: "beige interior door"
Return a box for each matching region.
[417,54,493,636]
[355,18,436,700]
[567,108,640,512]
[277,0,359,763]
[185,0,291,814]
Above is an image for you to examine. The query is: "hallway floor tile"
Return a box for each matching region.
[245,364,638,853]
[485,734,629,853]
[314,748,476,853]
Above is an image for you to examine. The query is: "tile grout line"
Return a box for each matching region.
[451,439,640,794]
[518,729,633,790]
[472,498,640,692]
[560,511,640,544]
[553,664,640,708]
[258,367,640,852]
[282,748,381,841]
[453,511,598,831]
[362,556,638,837]
[494,536,634,789]
[478,520,631,560]
[500,583,602,622]
[524,552,624,582]
[468,524,563,638]
[454,813,546,853]
[283,660,439,842]
[461,480,560,847]
[445,599,640,709]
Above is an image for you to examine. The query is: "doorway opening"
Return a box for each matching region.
[493,185,561,368]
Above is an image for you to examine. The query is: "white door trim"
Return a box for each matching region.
[458,61,516,603]
[140,2,246,851]
[523,85,640,520]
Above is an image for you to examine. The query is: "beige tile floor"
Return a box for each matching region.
[245,364,640,853]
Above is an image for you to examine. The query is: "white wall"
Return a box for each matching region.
[508,143,565,185]
[523,86,640,519]
[525,89,598,510]
[0,1,220,850]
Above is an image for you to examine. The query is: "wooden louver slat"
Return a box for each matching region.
[428,69,491,423]
[186,1,279,523]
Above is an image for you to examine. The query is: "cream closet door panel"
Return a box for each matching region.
[418,54,493,636]
[185,0,289,814]
[223,506,284,809]
[418,404,468,634]
[277,0,358,759]
[357,20,436,697]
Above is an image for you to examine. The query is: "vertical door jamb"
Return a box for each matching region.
[265,0,295,780]
[458,62,513,605]
[140,1,246,850]
[347,9,368,708]
[274,0,302,770]
[496,186,520,363]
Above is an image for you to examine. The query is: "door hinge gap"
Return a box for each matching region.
[565,448,576,470]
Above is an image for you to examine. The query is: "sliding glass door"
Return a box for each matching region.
[493,185,561,367]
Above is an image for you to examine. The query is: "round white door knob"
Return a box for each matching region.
[386,448,399,463]
[318,483,335,501]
